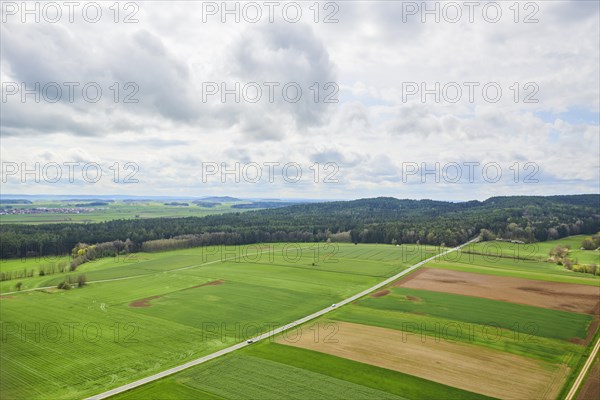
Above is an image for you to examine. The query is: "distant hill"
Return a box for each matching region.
[122,199,152,203]
[200,196,241,202]
[0,199,32,205]
[232,201,300,209]
[1,194,598,258]
[65,199,115,203]
[193,201,221,208]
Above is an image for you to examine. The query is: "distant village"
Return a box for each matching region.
[0,207,102,216]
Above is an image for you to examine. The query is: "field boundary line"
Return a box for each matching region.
[85,237,480,400]
[565,334,600,400]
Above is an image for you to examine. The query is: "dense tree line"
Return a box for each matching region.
[0,195,598,259]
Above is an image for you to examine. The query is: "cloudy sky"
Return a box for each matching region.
[1,0,599,201]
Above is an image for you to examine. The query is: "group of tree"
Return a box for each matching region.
[57,274,87,290]
[2,261,71,283]
[0,268,35,282]
[548,240,599,276]
[74,202,109,207]
[581,235,600,250]
[0,195,598,260]
[548,245,571,267]
[39,261,69,276]
[70,240,134,270]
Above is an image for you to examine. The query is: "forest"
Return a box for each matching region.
[0,195,598,259]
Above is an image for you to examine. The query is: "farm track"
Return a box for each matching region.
[566,335,600,400]
[85,238,480,400]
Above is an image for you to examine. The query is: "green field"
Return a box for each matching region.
[114,342,491,400]
[354,287,592,341]
[426,241,600,285]
[0,243,443,399]
[0,243,439,294]
[458,235,600,269]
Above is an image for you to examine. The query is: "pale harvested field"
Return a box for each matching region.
[396,268,600,314]
[281,321,569,400]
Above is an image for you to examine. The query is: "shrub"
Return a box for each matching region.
[582,238,597,250]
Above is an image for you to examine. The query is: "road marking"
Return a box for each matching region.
[85,238,479,400]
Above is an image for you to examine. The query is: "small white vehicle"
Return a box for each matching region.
[331,304,337,308]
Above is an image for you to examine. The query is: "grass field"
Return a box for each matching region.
[459,236,600,269]
[427,250,600,286]
[0,243,436,293]
[0,243,443,399]
[356,287,592,341]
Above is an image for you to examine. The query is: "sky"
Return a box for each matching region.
[1,0,599,201]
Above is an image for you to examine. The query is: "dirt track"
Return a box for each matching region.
[129,295,162,308]
[396,268,600,314]
[577,357,600,400]
[184,279,225,290]
[281,321,568,400]
[128,280,225,307]
[371,289,389,298]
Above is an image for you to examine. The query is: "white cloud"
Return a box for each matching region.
[1,1,598,200]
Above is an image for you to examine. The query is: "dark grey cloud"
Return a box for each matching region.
[226,22,337,134]
[1,22,199,137]
[0,101,106,137]
[108,30,198,122]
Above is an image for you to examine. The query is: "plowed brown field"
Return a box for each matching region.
[396,268,600,314]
